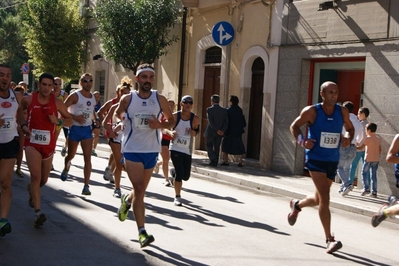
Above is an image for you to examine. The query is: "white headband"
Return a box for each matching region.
[136,67,155,77]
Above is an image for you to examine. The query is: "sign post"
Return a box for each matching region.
[21,63,30,85]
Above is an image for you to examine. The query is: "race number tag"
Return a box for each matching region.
[176,136,190,148]
[81,110,92,119]
[134,114,153,129]
[31,129,50,145]
[320,132,340,148]
[0,116,14,132]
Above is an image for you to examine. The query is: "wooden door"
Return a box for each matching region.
[247,59,264,160]
[200,67,221,150]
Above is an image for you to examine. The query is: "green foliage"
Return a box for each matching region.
[95,0,179,73]
[0,6,29,83]
[24,0,88,80]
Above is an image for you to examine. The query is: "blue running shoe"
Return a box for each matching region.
[60,169,68,181]
[61,161,71,181]
[82,185,91,196]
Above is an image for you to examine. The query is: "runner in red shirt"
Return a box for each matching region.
[21,73,72,227]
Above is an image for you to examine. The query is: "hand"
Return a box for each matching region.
[21,125,31,138]
[48,114,58,124]
[74,114,86,124]
[302,138,316,149]
[170,130,177,140]
[341,137,351,148]
[217,130,224,136]
[147,115,161,129]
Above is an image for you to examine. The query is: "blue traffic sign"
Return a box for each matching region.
[21,63,30,74]
[212,21,235,46]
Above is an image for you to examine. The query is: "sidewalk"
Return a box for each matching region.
[91,136,397,224]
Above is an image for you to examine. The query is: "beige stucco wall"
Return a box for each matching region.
[159,1,275,158]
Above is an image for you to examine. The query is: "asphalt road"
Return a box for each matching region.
[1,142,398,266]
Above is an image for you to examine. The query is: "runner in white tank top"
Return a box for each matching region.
[61,74,98,196]
[169,95,200,207]
[0,89,19,143]
[114,64,175,249]
[0,64,29,237]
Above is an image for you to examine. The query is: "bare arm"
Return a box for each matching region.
[63,92,69,102]
[64,92,86,124]
[115,94,130,121]
[63,92,78,108]
[97,100,113,122]
[56,98,73,127]
[16,92,27,125]
[341,107,354,147]
[148,94,175,130]
[190,114,200,137]
[103,104,118,139]
[289,105,316,149]
[387,134,399,164]
[16,92,30,137]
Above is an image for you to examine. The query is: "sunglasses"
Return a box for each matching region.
[82,79,93,83]
[182,101,193,105]
[54,83,61,85]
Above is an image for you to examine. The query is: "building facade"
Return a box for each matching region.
[165,0,279,169]
[275,0,399,196]
[83,0,399,195]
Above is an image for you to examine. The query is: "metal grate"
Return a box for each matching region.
[205,47,222,64]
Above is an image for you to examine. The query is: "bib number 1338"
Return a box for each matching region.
[320,132,340,148]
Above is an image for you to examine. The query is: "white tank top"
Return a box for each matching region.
[122,90,162,153]
[68,90,95,127]
[170,111,193,155]
[0,89,19,143]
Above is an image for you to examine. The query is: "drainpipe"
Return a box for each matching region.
[178,7,188,109]
[225,44,232,107]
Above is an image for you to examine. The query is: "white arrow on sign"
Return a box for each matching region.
[217,24,233,43]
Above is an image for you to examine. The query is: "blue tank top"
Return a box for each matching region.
[306,103,343,162]
[94,101,101,112]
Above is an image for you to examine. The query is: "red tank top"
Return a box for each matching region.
[25,92,58,149]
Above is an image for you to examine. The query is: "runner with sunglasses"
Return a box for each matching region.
[60,73,99,195]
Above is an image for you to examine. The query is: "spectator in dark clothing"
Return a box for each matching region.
[204,94,229,167]
[221,95,246,167]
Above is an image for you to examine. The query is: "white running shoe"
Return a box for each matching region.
[174,197,182,206]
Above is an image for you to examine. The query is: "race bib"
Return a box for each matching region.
[134,113,153,129]
[81,110,92,120]
[320,132,340,148]
[31,129,50,145]
[175,136,190,148]
[0,116,14,133]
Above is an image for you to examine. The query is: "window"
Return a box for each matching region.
[205,47,222,64]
